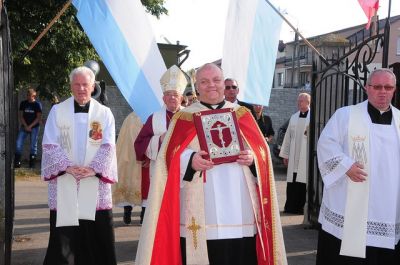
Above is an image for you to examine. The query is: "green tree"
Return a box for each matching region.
[7,0,167,100]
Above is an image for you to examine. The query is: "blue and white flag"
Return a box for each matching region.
[222,0,282,107]
[72,0,165,122]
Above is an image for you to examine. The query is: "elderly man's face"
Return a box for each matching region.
[297,96,310,112]
[224,79,239,103]
[196,65,225,104]
[366,71,396,111]
[163,90,182,112]
[71,72,94,105]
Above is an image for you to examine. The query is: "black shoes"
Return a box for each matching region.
[123,206,132,225]
[29,154,36,169]
[14,154,21,168]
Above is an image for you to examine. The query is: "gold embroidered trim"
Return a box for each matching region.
[173,111,193,122]
[236,106,249,118]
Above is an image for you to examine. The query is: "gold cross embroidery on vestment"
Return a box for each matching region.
[187,216,201,249]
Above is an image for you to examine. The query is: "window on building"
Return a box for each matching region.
[299,45,307,57]
[397,37,400,55]
[300,72,308,86]
[277,73,284,86]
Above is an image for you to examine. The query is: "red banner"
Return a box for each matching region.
[358,0,379,29]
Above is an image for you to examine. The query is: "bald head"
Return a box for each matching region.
[195,63,225,104]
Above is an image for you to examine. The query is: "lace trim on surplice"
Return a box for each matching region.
[88,143,117,182]
[321,203,400,238]
[42,144,73,179]
[320,156,343,177]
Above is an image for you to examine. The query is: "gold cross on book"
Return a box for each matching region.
[187,217,201,249]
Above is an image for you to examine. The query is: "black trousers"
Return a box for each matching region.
[284,173,306,214]
[43,210,117,265]
[180,236,257,265]
[317,229,400,265]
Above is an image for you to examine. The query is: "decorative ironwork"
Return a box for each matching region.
[307,17,392,226]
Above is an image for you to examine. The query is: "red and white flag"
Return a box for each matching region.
[358,0,379,29]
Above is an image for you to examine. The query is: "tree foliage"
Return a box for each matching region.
[7,0,167,100]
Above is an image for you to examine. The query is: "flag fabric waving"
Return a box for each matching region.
[222,0,282,107]
[358,0,380,29]
[72,0,165,122]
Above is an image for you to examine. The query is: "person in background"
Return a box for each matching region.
[279,93,310,214]
[253,104,275,142]
[112,111,150,225]
[304,81,311,90]
[316,68,400,264]
[14,87,43,168]
[134,65,186,224]
[224,78,256,118]
[181,95,189,107]
[185,90,197,106]
[41,66,118,265]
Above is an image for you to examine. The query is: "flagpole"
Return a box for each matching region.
[263,0,329,65]
[20,0,72,62]
[382,0,392,67]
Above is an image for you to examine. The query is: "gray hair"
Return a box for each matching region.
[367,68,396,85]
[298,92,311,103]
[69,66,95,85]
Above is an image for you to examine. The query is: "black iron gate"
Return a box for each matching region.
[0,3,16,264]
[307,17,396,225]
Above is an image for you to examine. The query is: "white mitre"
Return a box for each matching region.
[160,65,188,94]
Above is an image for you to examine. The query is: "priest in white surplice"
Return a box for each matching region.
[41,66,118,265]
[134,65,186,224]
[279,93,310,214]
[316,68,400,264]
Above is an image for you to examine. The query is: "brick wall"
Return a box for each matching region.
[265,87,310,143]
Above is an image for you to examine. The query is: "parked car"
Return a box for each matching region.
[272,119,290,162]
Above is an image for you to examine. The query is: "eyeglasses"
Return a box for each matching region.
[225,85,238,90]
[369,84,395,91]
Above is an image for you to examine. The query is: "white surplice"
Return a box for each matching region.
[317,100,400,250]
[42,97,117,226]
[279,110,310,183]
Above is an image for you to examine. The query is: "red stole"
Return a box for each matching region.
[150,108,277,265]
[141,164,150,200]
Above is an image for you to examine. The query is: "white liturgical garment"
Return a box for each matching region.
[180,150,256,240]
[317,101,400,250]
[280,111,309,183]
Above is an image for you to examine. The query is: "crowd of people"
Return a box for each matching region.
[15,65,399,264]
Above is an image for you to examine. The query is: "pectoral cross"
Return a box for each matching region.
[187,217,201,249]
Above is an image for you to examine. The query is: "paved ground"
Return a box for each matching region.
[11,166,318,265]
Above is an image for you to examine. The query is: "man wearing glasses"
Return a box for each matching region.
[316,68,400,264]
[224,78,256,117]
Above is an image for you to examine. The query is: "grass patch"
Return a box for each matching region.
[14,168,41,181]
